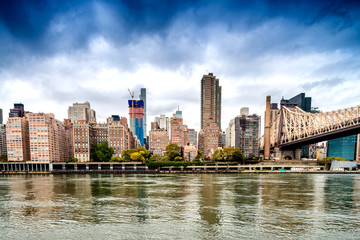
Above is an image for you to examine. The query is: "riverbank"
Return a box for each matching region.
[1,161,359,174]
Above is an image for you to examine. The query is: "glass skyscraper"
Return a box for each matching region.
[328,135,357,160]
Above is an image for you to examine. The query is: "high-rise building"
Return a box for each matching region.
[9,103,25,118]
[68,102,96,123]
[0,124,6,156]
[149,122,169,154]
[0,108,3,124]
[139,88,147,138]
[226,108,261,158]
[188,129,197,147]
[128,100,144,146]
[198,118,222,158]
[27,113,70,163]
[170,115,189,147]
[201,73,222,130]
[6,117,30,161]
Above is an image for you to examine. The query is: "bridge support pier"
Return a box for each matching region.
[295,149,302,160]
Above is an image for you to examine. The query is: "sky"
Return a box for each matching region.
[1,0,360,134]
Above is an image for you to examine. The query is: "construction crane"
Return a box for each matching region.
[128,89,135,134]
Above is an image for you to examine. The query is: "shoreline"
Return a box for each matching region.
[1,170,359,175]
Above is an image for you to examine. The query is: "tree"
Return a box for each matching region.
[165,143,181,161]
[91,142,114,162]
[0,154,7,162]
[232,148,245,163]
[66,158,78,163]
[194,150,203,161]
[130,152,145,162]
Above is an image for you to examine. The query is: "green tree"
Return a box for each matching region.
[0,154,7,162]
[194,150,202,161]
[232,148,245,163]
[91,142,114,162]
[165,143,181,161]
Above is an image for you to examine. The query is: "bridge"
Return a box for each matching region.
[263,96,360,160]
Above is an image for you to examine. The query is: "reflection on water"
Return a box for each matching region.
[0,174,359,239]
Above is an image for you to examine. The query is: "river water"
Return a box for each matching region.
[0,174,359,240]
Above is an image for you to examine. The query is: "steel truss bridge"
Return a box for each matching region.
[269,105,360,151]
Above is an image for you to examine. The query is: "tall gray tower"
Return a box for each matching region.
[140,88,147,138]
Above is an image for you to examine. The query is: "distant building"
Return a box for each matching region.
[154,115,170,138]
[183,145,197,161]
[188,129,197,147]
[9,103,25,118]
[226,108,261,158]
[128,100,144,146]
[201,73,222,130]
[139,88,147,143]
[0,108,3,124]
[198,117,222,158]
[281,93,312,112]
[68,102,96,123]
[0,124,6,156]
[170,115,189,147]
[176,109,182,119]
[149,121,169,154]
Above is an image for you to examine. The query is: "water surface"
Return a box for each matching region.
[0,174,359,239]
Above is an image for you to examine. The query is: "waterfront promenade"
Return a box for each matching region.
[1,161,359,174]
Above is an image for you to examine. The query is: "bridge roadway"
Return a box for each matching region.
[280,123,360,149]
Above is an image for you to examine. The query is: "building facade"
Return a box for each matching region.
[149,122,169,153]
[188,129,198,147]
[226,109,261,158]
[327,135,357,160]
[27,113,70,163]
[68,102,96,123]
[183,145,197,161]
[201,73,222,130]
[139,88,147,140]
[170,116,189,147]
[6,117,30,161]
[154,115,170,139]
[9,103,25,118]
[198,118,222,158]
[0,124,6,156]
[129,100,144,146]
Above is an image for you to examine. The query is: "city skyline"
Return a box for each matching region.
[1,0,360,132]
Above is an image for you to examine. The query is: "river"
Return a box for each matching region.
[0,174,359,239]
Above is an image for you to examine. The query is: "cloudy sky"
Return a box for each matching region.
[1,0,360,133]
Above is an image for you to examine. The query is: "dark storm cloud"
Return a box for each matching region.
[1,0,359,64]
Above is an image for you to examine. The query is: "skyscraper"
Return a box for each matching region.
[0,108,3,124]
[226,108,261,158]
[140,88,147,138]
[201,73,222,130]
[129,100,144,146]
